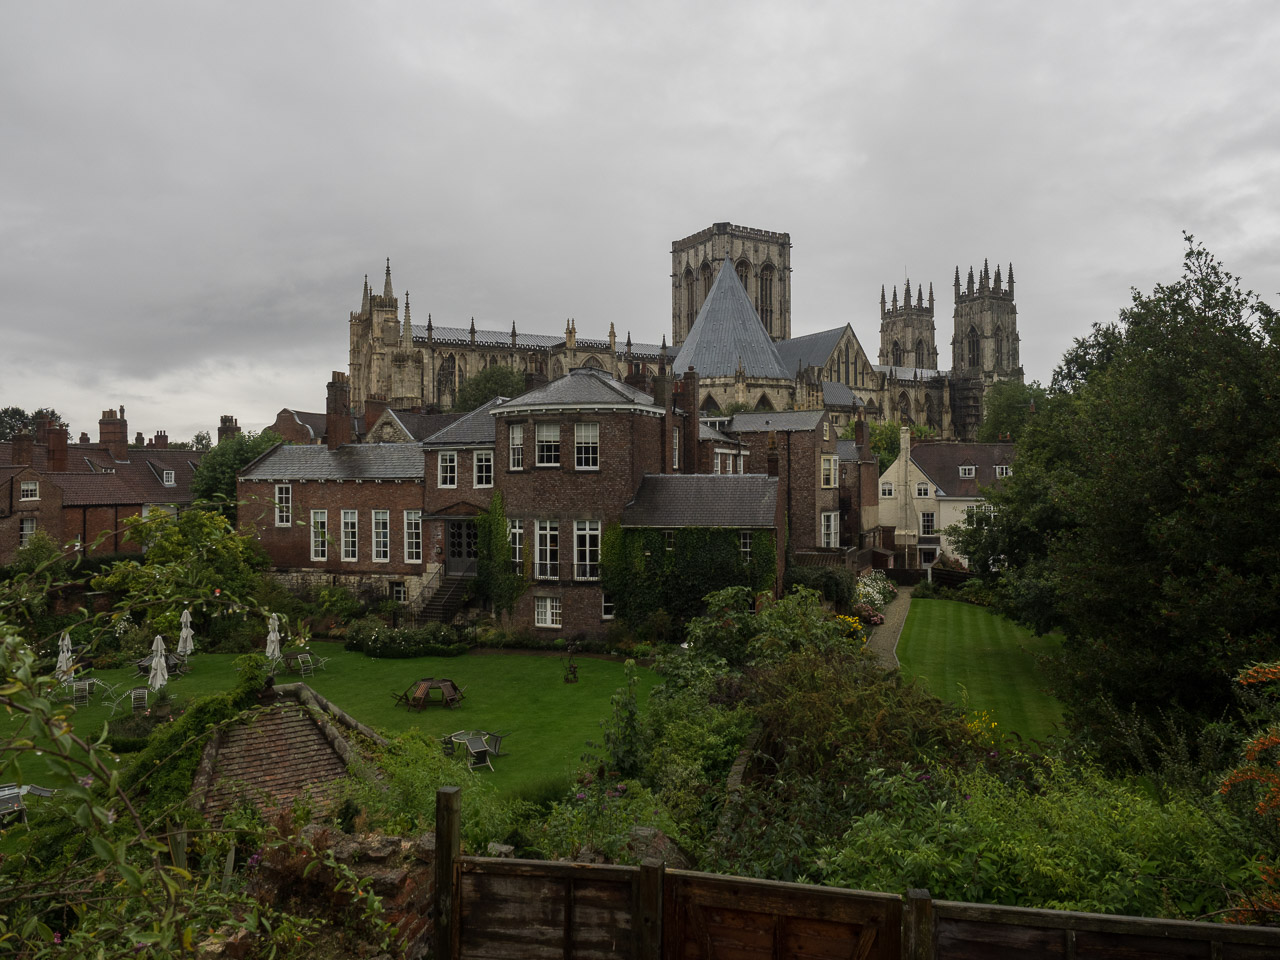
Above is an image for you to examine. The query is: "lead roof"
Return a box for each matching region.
[671,263,792,380]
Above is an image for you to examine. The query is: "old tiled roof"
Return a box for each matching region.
[672,263,792,380]
[388,411,461,441]
[199,702,349,823]
[911,441,1015,498]
[49,473,149,506]
[774,326,848,373]
[494,367,660,413]
[699,422,739,444]
[621,475,778,528]
[279,409,327,441]
[239,443,425,481]
[836,439,865,462]
[423,397,506,446]
[726,410,827,434]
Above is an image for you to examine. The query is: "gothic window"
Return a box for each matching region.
[684,267,696,331]
[436,354,457,403]
[754,393,775,411]
[551,358,564,379]
[759,264,775,334]
[967,327,980,369]
[735,259,751,293]
[994,326,1004,368]
[898,392,912,422]
[844,345,850,384]
[892,341,902,367]
[582,354,603,369]
[915,339,926,369]
[926,394,940,433]
[700,394,721,413]
[701,262,713,298]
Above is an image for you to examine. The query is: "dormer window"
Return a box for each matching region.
[162,470,175,486]
[959,465,976,479]
[995,465,1013,479]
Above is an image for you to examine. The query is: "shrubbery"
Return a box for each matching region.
[343,616,467,658]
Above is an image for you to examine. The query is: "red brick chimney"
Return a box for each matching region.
[11,430,34,466]
[217,416,241,444]
[98,407,128,461]
[364,395,389,435]
[148,431,169,450]
[326,372,352,450]
[47,425,68,472]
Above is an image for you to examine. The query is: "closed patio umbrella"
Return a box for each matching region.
[56,632,73,680]
[149,636,169,691]
[265,613,281,660]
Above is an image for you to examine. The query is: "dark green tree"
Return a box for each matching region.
[955,236,1280,755]
[0,406,65,441]
[190,429,282,525]
[453,365,527,412]
[976,379,1047,442]
[475,490,525,615]
[842,420,934,475]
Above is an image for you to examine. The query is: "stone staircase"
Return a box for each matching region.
[414,575,472,625]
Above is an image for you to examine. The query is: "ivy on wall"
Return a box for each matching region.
[475,490,526,615]
[600,524,775,626]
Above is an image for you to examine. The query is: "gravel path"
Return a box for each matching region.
[864,584,913,670]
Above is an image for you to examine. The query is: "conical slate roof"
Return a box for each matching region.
[672,262,791,380]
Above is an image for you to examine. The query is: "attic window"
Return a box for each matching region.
[995,465,1013,479]
[959,465,976,479]
[19,481,38,500]
[162,470,175,486]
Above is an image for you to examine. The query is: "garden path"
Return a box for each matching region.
[864,583,912,670]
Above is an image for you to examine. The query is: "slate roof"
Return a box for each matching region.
[388,411,461,441]
[422,397,506,446]
[699,422,739,444]
[50,472,160,506]
[836,439,866,462]
[620,475,778,528]
[239,443,425,481]
[279,409,328,441]
[821,381,862,407]
[910,441,1016,498]
[412,323,562,349]
[726,410,827,434]
[671,263,792,380]
[774,326,848,374]
[494,367,660,413]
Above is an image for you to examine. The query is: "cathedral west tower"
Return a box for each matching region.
[671,223,791,348]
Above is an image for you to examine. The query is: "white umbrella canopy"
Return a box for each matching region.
[180,608,192,628]
[177,623,195,657]
[265,614,281,660]
[55,632,73,680]
[149,636,169,691]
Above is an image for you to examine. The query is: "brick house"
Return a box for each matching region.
[0,410,203,564]
[879,426,1015,567]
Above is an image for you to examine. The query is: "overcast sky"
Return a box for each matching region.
[3,1,1278,444]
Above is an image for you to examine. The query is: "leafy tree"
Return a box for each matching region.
[0,406,65,441]
[976,379,1047,442]
[474,490,525,615]
[453,365,526,412]
[843,420,935,476]
[168,429,212,452]
[957,237,1280,755]
[191,429,282,524]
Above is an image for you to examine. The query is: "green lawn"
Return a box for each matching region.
[7,647,657,799]
[896,598,1064,744]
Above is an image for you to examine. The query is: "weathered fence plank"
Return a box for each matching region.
[434,786,461,960]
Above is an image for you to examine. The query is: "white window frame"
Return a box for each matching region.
[672,426,680,469]
[535,423,560,467]
[821,455,839,488]
[823,421,830,441]
[574,520,600,580]
[474,449,494,488]
[959,464,976,479]
[509,423,524,470]
[995,465,1013,478]
[372,509,390,562]
[535,595,562,628]
[821,511,839,548]
[19,481,38,501]
[274,483,291,526]
[601,592,615,620]
[390,581,407,602]
[508,518,523,572]
[574,422,600,471]
[404,510,422,563]
[916,481,930,498]
[341,509,358,562]
[880,481,894,498]
[162,469,176,486]
[311,510,328,561]
[664,529,675,551]
[19,517,36,548]
[921,512,936,536]
[438,451,458,488]
[535,520,559,579]
[740,530,752,564]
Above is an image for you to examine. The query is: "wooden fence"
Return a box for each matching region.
[430,789,1280,960]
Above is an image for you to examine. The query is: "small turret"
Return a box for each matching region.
[928,282,934,312]
[361,275,370,315]
[1007,263,1015,298]
[469,317,476,346]
[402,292,413,345]
[891,286,899,311]
[880,285,887,314]
[966,267,975,296]
[383,258,394,299]
[993,264,1002,293]
[954,266,961,301]
[426,313,433,342]
[511,320,518,348]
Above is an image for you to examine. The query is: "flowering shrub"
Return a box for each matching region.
[852,602,885,626]
[834,614,867,646]
[857,571,897,609]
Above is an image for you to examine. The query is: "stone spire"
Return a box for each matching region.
[880,284,887,314]
[928,282,935,312]
[511,320,518,347]
[426,312,433,342]
[402,292,412,345]
[954,266,961,301]
[1007,263,1015,297]
[383,258,394,299]
[993,263,1003,293]
[361,275,370,314]
[469,317,476,346]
